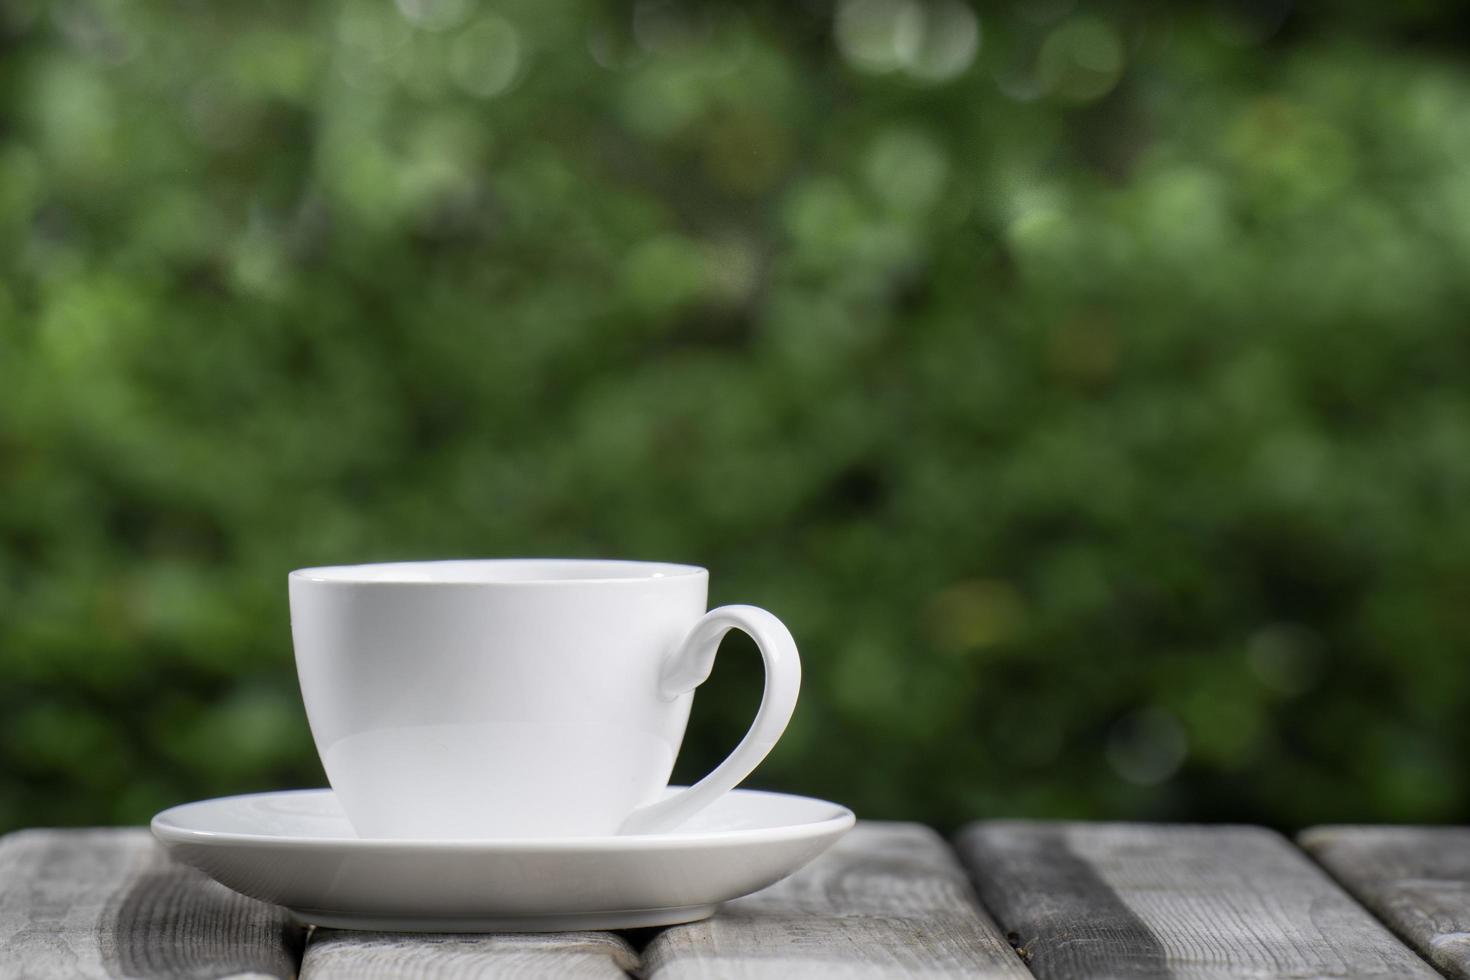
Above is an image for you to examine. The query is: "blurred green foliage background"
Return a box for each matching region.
[2,0,1469,835]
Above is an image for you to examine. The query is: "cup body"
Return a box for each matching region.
[289,559,708,839]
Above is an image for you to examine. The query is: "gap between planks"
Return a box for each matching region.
[300,822,1033,980]
[957,821,1444,980]
[1302,825,1470,980]
[637,822,1033,979]
[0,827,304,980]
[15,821,1456,980]
[0,821,1030,979]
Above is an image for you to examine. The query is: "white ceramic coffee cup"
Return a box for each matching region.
[289,559,800,840]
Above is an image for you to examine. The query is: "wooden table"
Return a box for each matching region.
[3,821,1467,978]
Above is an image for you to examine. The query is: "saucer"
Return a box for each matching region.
[151,787,854,932]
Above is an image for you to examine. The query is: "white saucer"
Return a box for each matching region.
[151,787,853,932]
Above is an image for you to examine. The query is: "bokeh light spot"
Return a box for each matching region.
[782,177,867,253]
[52,0,140,66]
[1004,184,1068,260]
[395,0,475,32]
[1039,16,1124,103]
[865,127,949,213]
[908,0,979,83]
[335,1,411,91]
[1107,707,1187,786]
[836,0,976,82]
[701,237,762,306]
[621,65,705,138]
[450,17,522,99]
[1248,624,1327,696]
[587,23,641,72]
[835,0,924,74]
[34,59,117,181]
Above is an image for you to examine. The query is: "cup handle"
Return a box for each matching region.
[618,604,801,835]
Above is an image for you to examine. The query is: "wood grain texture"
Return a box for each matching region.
[0,828,304,979]
[957,821,1441,980]
[640,821,1034,979]
[1301,825,1470,980]
[301,929,638,979]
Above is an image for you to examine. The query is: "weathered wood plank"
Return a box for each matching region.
[1301,825,1470,980]
[641,821,1034,979]
[957,821,1440,980]
[301,929,638,978]
[0,828,304,979]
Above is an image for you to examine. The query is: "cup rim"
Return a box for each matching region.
[288,558,709,586]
